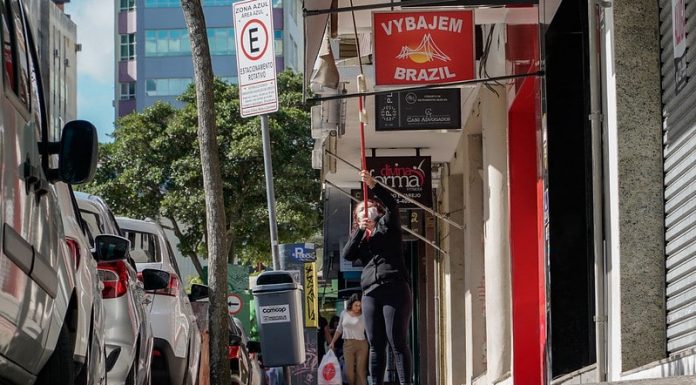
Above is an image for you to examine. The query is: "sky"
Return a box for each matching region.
[64,0,115,143]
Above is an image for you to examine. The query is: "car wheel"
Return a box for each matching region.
[230,374,244,385]
[35,322,76,385]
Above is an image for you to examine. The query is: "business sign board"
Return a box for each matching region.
[366,156,433,208]
[233,0,279,117]
[673,0,688,93]
[376,88,461,131]
[373,10,474,86]
[280,243,316,263]
[259,304,290,324]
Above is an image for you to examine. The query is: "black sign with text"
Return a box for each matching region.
[376,89,461,131]
[366,156,432,208]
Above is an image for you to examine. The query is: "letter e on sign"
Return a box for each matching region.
[233,0,278,118]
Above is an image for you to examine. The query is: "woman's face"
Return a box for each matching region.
[355,202,379,222]
[351,300,362,313]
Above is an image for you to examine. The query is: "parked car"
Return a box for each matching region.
[76,193,154,385]
[0,0,99,384]
[229,316,265,385]
[55,182,107,385]
[117,217,202,385]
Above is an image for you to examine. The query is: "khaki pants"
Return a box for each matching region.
[343,339,369,385]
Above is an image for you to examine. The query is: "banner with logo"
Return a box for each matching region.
[366,156,432,208]
[373,10,474,85]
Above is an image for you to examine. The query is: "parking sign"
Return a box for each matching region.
[233,0,279,117]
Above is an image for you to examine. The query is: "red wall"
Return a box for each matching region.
[506,23,546,385]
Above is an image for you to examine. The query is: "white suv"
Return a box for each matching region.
[117,217,202,385]
[0,0,99,384]
[76,192,154,385]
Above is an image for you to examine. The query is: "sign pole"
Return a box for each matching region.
[260,113,281,271]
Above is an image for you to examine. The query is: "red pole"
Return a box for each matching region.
[358,95,368,218]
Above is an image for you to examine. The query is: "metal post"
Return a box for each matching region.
[283,366,292,385]
[260,114,282,270]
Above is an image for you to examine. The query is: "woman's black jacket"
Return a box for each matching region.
[341,184,410,294]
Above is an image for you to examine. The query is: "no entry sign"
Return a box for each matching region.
[233,0,278,117]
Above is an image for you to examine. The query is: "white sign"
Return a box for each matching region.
[259,304,290,324]
[233,0,279,117]
[227,293,243,315]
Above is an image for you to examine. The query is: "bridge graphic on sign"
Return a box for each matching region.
[396,34,451,64]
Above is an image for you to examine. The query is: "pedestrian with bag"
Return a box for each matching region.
[329,293,368,385]
[341,170,413,385]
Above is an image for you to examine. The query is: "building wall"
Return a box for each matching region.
[116,0,296,118]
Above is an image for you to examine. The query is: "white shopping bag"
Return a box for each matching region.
[318,350,342,385]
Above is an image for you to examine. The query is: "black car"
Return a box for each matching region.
[229,316,266,385]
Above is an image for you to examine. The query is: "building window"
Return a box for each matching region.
[119,0,135,11]
[273,0,282,7]
[120,33,135,60]
[119,82,136,100]
[145,78,191,96]
[274,30,283,56]
[145,28,234,57]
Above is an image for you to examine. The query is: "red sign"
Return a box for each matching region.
[373,10,474,86]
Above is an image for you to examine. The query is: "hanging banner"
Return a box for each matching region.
[376,88,461,131]
[304,262,318,328]
[373,10,475,86]
[672,0,688,93]
[366,156,433,208]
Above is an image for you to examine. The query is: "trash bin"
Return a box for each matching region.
[252,271,306,367]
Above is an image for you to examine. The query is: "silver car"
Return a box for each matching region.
[117,217,202,385]
[76,193,154,385]
[0,1,99,384]
[56,182,107,385]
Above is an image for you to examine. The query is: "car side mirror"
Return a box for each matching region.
[93,234,130,262]
[44,120,98,184]
[141,269,170,291]
[188,284,210,302]
[247,340,261,354]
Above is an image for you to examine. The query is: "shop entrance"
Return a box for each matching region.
[545,0,597,378]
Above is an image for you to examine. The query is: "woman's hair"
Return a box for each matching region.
[346,293,361,311]
[351,198,386,231]
[330,315,340,329]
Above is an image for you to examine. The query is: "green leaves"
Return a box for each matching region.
[83,71,321,265]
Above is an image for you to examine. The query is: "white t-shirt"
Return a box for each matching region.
[337,310,366,340]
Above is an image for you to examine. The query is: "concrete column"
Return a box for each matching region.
[481,85,512,383]
[464,134,486,384]
[443,171,466,385]
[612,0,666,371]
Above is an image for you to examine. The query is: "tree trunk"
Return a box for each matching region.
[170,217,206,278]
[180,1,231,384]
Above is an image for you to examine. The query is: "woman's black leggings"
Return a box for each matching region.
[361,280,412,385]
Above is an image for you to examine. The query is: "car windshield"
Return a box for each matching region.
[123,230,161,263]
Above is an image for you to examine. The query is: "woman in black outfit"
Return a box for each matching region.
[341,170,412,385]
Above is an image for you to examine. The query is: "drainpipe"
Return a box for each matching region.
[587,0,608,381]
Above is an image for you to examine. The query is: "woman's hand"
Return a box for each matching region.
[358,217,373,230]
[328,342,335,351]
[360,170,376,189]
